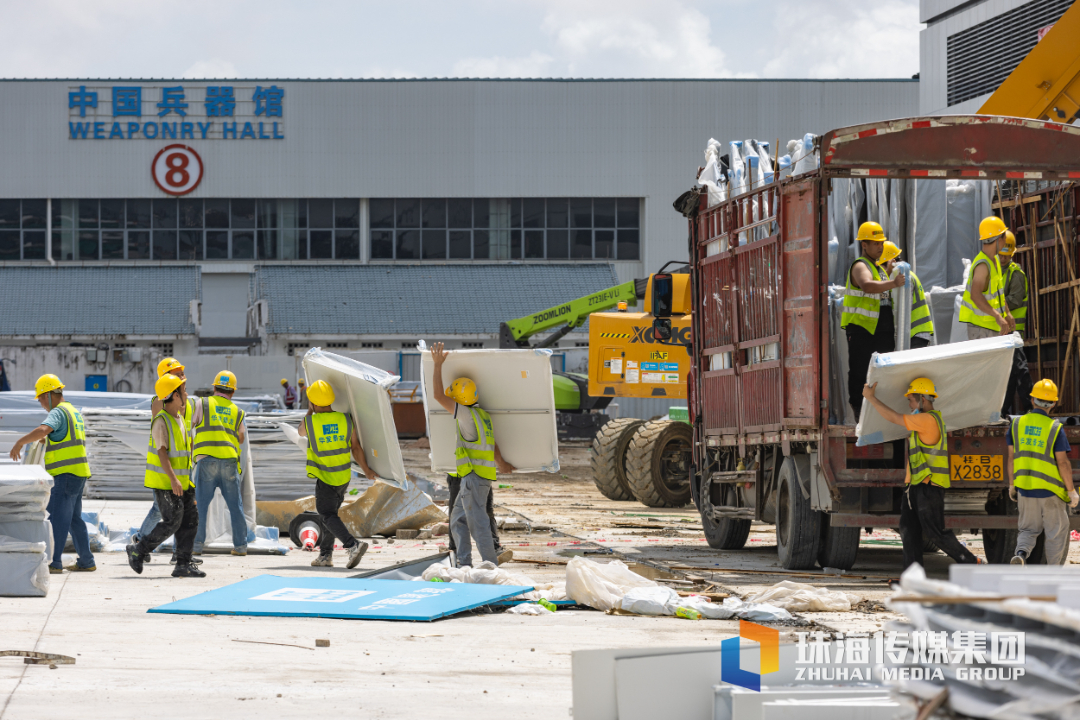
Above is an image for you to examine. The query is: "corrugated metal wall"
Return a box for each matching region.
[0,79,918,276]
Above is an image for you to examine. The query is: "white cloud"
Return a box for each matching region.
[452,51,554,78]
[182,59,239,79]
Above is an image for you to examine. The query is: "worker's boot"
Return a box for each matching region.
[125,542,144,575]
[346,541,369,569]
[311,553,334,567]
[497,548,514,565]
[1011,549,1027,565]
[172,560,207,578]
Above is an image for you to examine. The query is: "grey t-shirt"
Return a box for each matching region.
[454,403,479,442]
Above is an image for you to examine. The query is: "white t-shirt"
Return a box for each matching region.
[454,403,479,442]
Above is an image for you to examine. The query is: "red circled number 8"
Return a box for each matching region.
[164,152,190,188]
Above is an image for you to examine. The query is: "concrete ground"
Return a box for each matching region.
[4,442,1077,719]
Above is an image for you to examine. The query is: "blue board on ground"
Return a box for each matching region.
[148,575,533,622]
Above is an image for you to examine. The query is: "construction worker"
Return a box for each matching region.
[281,378,297,409]
[1008,379,1080,565]
[8,375,95,574]
[862,378,982,569]
[999,232,1033,416]
[842,222,906,420]
[877,241,934,349]
[135,357,197,565]
[446,472,512,565]
[297,379,375,568]
[125,374,204,578]
[297,378,307,407]
[960,216,1014,340]
[430,342,516,567]
[192,370,253,556]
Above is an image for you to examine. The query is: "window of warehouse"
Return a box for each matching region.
[20,199,362,261]
[368,198,640,261]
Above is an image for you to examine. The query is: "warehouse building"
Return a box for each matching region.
[0,77,918,394]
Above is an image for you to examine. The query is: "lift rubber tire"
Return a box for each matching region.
[817,522,860,571]
[625,420,693,508]
[776,457,821,570]
[590,418,644,501]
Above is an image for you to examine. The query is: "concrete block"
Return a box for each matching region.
[396,529,420,539]
[432,523,450,536]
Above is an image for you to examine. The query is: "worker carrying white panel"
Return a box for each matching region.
[856,334,1022,446]
[418,341,559,474]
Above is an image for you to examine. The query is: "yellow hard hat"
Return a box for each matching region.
[214,370,238,391]
[307,379,335,406]
[876,241,901,266]
[905,377,938,398]
[446,377,478,406]
[979,216,1007,243]
[280,378,289,386]
[856,221,886,244]
[154,374,185,402]
[298,378,306,386]
[1030,378,1059,403]
[34,374,65,397]
[156,357,185,378]
[999,230,1016,256]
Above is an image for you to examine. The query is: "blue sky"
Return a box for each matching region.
[2,0,921,79]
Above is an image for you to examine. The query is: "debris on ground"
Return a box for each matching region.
[420,561,566,602]
[744,580,860,612]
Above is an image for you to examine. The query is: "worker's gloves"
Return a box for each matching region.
[1009,485,1017,502]
[1069,490,1079,508]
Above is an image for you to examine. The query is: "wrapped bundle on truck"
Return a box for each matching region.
[666,115,1080,570]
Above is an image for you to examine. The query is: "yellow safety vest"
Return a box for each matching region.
[841,257,888,334]
[909,272,935,339]
[454,405,497,482]
[1011,412,1068,502]
[305,411,353,486]
[43,401,91,478]
[908,410,950,488]
[145,411,192,491]
[960,251,1006,331]
[193,395,244,461]
[1004,262,1028,335]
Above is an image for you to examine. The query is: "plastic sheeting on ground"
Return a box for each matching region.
[856,335,1022,446]
[104,522,290,555]
[149,575,532,622]
[302,348,407,487]
[565,556,657,611]
[0,465,52,596]
[421,560,566,602]
[418,343,559,474]
[744,580,859,612]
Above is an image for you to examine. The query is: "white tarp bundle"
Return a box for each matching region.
[302,347,408,488]
[418,343,559,474]
[0,465,52,596]
[856,334,1022,446]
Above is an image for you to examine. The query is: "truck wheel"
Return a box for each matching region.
[625,420,693,508]
[589,418,643,501]
[701,482,751,549]
[776,457,821,569]
[818,522,860,570]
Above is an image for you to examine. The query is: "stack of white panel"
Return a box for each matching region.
[0,465,53,597]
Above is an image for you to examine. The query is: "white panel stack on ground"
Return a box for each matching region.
[0,465,53,597]
[855,334,1023,445]
[887,563,1080,719]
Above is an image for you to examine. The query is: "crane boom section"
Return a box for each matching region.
[505,281,637,341]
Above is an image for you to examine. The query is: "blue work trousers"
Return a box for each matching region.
[47,473,95,569]
[193,457,252,551]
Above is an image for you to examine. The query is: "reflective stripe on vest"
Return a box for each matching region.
[1005,262,1028,334]
[305,411,353,486]
[908,410,950,488]
[909,273,935,338]
[1011,413,1067,502]
[43,402,91,478]
[454,406,497,482]
[841,258,886,334]
[960,252,1006,331]
[145,411,192,491]
[193,395,244,460]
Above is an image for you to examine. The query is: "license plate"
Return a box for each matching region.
[950,454,1004,482]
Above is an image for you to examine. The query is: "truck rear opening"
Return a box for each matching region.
[684,115,1080,569]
